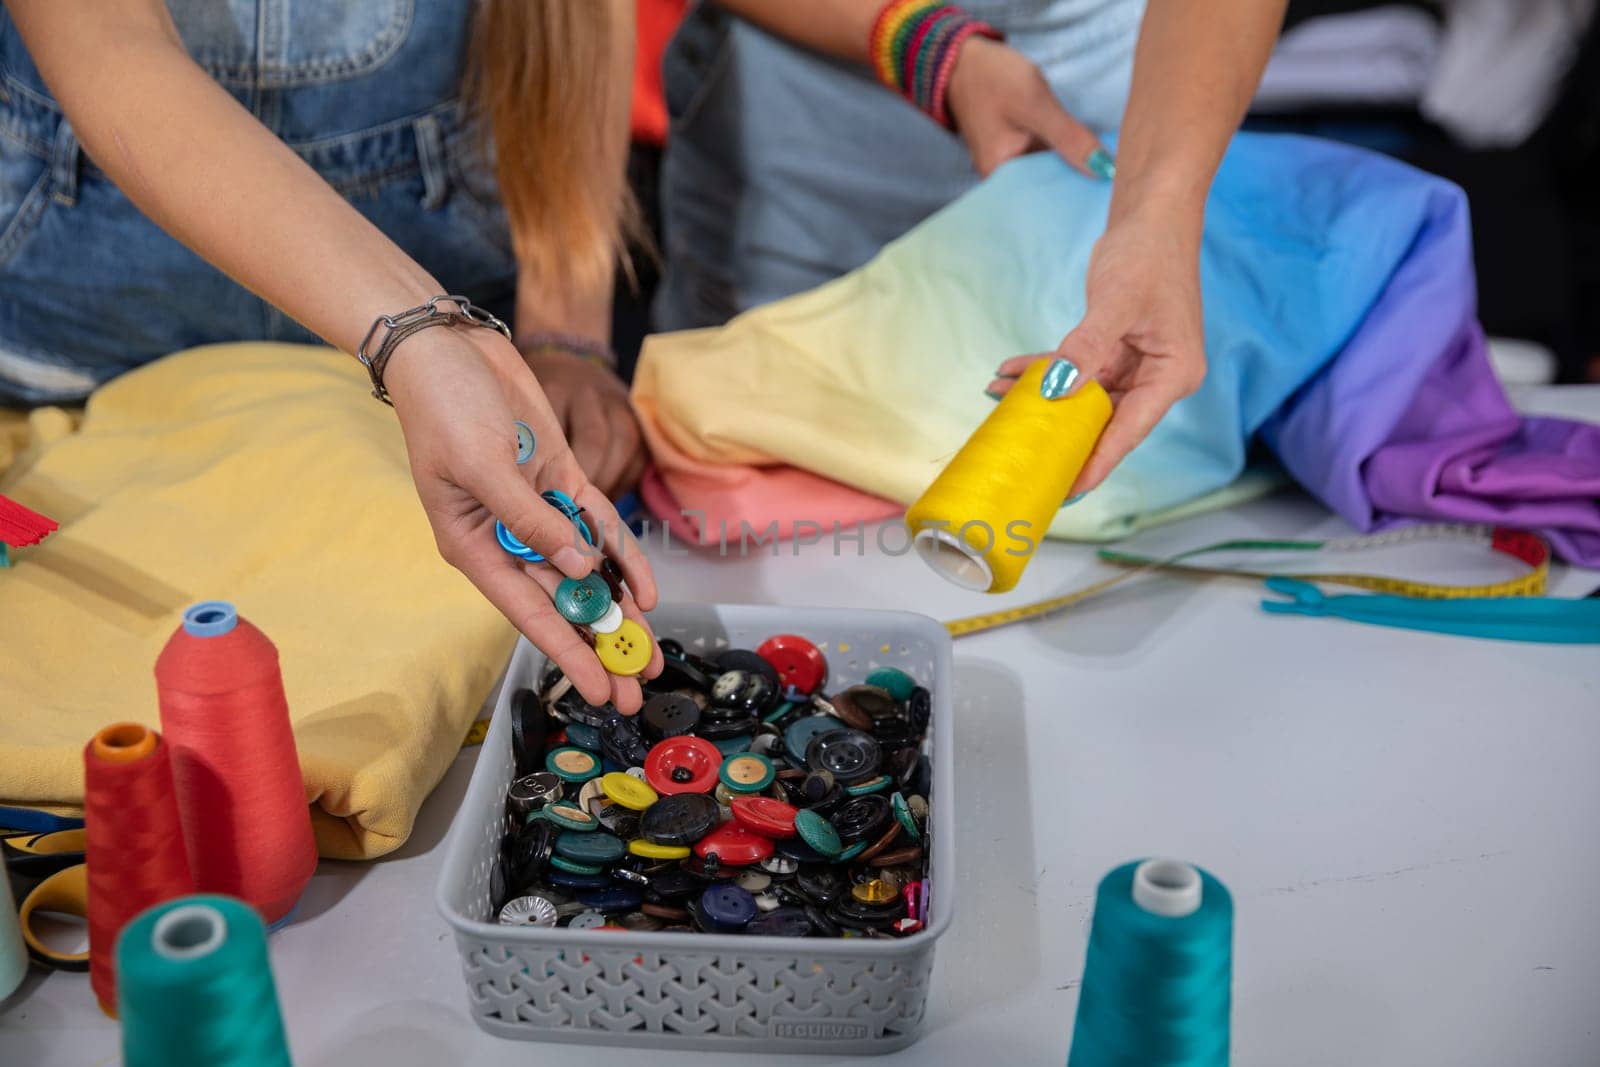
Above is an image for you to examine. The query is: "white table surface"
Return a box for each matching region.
[5,388,1598,1067]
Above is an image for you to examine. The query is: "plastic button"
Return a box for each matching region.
[783,715,841,762]
[756,634,827,697]
[892,791,921,841]
[514,420,537,464]
[554,574,612,625]
[595,618,652,676]
[575,885,644,912]
[628,839,691,860]
[793,809,844,859]
[545,746,601,783]
[600,771,658,811]
[644,736,722,795]
[698,884,758,932]
[639,793,721,846]
[550,855,605,876]
[805,729,882,784]
[641,693,701,741]
[589,601,625,635]
[540,800,599,832]
[864,666,916,702]
[555,830,626,865]
[693,824,774,867]
[729,796,798,839]
[718,753,775,794]
[831,795,893,843]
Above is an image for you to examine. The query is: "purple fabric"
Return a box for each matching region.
[1260,178,1600,567]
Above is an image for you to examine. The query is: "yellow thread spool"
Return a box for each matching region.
[906,360,1111,593]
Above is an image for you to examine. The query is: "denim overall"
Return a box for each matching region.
[656,0,1147,331]
[0,0,515,405]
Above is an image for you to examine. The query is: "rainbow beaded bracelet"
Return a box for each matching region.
[868,0,1002,128]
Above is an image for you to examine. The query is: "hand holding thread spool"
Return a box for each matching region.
[84,722,196,1015]
[1068,859,1233,1067]
[156,602,316,927]
[117,895,293,1067]
[907,358,1111,593]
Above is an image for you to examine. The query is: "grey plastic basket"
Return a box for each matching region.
[435,603,954,1055]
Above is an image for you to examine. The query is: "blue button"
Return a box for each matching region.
[575,885,644,912]
[698,884,758,932]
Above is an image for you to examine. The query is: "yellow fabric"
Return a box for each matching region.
[0,344,515,860]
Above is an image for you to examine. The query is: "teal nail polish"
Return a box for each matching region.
[1087,148,1116,181]
[1039,359,1079,400]
[984,389,1004,401]
[1061,492,1087,508]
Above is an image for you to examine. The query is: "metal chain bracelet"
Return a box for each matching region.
[356,295,512,405]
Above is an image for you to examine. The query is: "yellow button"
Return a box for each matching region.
[601,771,658,811]
[595,618,652,676]
[628,839,691,860]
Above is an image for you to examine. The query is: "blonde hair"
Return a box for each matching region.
[464,0,640,298]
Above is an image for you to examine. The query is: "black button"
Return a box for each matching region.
[643,866,702,901]
[746,907,815,937]
[698,713,757,741]
[908,686,932,732]
[510,688,548,777]
[774,836,827,864]
[554,686,620,728]
[710,669,778,715]
[795,865,847,905]
[640,793,720,846]
[509,817,558,892]
[642,692,701,741]
[831,794,892,843]
[600,713,652,767]
[804,904,840,937]
[712,649,781,698]
[805,729,882,784]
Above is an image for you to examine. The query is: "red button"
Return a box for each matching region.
[730,796,799,839]
[757,634,827,697]
[693,824,775,866]
[644,736,723,796]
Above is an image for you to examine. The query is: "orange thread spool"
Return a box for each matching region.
[155,602,316,926]
[84,722,195,1015]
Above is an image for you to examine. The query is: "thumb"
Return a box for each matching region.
[471,461,597,581]
[1054,288,1137,393]
[1026,89,1113,181]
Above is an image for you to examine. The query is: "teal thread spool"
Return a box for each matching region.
[116,895,292,1067]
[0,861,26,998]
[1068,859,1233,1067]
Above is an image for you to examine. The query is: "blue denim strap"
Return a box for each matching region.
[49,119,80,208]
[414,113,447,210]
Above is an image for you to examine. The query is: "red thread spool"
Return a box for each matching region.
[155,602,316,926]
[84,722,195,1016]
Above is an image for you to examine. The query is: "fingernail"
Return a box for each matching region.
[1039,358,1080,400]
[1060,492,1087,508]
[550,546,591,579]
[984,389,1004,401]
[1087,148,1116,181]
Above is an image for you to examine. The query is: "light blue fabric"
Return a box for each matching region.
[0,1,516,406]
[656,0,1145,330]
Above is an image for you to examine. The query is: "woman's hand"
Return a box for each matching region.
[522,345,647,498]
[985,214,1207,495]
[944,37,1110,179]
[385,327,662,712]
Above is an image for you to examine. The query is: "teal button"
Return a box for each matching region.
[892,792,921,842]
[783,715,838,761]
[514,420,536,464]
[864,667,917,703]
[565,722,603,752]
[554,573,613,626]
[837,840,868,861]
[794,809,843,859]
[549,855,605,876]
[712,735,754,757]
[845,774,894,797]
[554,830,626,865]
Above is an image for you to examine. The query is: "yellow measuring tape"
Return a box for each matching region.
[944,524,1551,638]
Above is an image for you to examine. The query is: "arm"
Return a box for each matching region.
[6,0,660,707]
[990,0,1287,493]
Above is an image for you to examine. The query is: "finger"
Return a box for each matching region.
[1071,384,1172,494]
[463,552,614,706]
[1026,87,1111,180]
[985,377,1017,399]
[1057,291,1140,390]
[994,354,1053,378]
[603,404,646,498]
[470,459,594,580]
[573,484,659,612]
[525,562,664,712]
